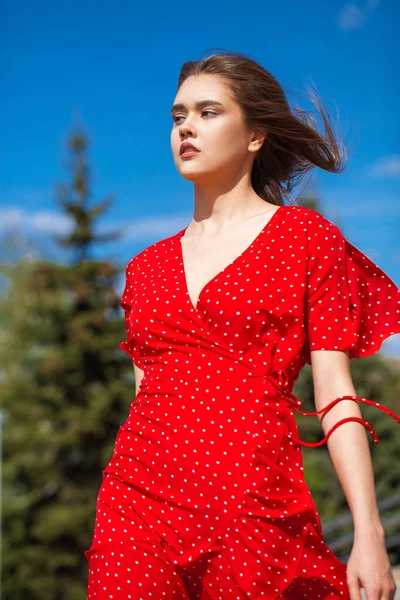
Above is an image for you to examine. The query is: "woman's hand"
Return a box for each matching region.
[346,525,397,600]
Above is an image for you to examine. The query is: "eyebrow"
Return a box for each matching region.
[170,99,224,114]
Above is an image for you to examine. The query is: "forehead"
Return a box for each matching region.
[172,74,233,107]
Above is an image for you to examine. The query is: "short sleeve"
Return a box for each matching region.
[119,259,142,367]
[304,215,400,363]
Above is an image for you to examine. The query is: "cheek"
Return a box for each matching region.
[170,129,179,150]
[213,120,248,154]
[211,134,247,167]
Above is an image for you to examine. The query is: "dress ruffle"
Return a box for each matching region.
[342,238,400,358]
[305,223,400,362]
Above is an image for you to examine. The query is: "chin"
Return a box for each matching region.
[179,169,217,185]
[179,171,204,183]
[177,161,224,184]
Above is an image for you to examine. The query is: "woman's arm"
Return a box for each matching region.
[310,349,382,531]
[310,349,396,600]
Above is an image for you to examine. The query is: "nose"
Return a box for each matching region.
[178,117,197,139]
[180,129,194,141]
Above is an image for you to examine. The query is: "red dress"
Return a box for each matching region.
[85,205,400,599]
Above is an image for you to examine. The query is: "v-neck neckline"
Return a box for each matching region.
[177,205,285,312]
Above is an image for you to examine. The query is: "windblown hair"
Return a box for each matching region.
[175,49,349,206]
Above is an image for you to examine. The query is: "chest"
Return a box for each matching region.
[180,225,267,311]
[129,226,308,354]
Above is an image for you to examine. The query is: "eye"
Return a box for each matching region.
[202,110,217,118]
[172,110,217,124]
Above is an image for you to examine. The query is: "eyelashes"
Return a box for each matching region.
[172,110,217,125]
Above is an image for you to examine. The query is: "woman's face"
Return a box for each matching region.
[170,74,263,184]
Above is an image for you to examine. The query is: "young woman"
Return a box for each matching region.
[85,50,400,599]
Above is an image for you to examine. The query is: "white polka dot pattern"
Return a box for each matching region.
[305,212,400,361]
[85,205,400,599]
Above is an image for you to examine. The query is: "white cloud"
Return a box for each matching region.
[31,211,73,235]
[0,184,191,241]
[0,205,190,242]
[338,4,364,30]
[369,155,400,178]
[0,207,73,235]
[0,208,25,229]
[338,0,382,31]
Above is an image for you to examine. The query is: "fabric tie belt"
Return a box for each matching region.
[265,369,400,448]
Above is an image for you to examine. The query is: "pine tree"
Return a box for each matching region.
[1,126,136,599]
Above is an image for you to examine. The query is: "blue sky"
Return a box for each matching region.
[2,0,399,355]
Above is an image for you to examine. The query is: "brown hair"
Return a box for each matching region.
[175,49,350,206]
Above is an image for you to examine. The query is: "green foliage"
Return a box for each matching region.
[1,128,135,599]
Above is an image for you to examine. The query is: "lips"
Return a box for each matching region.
[180,142,200,155]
